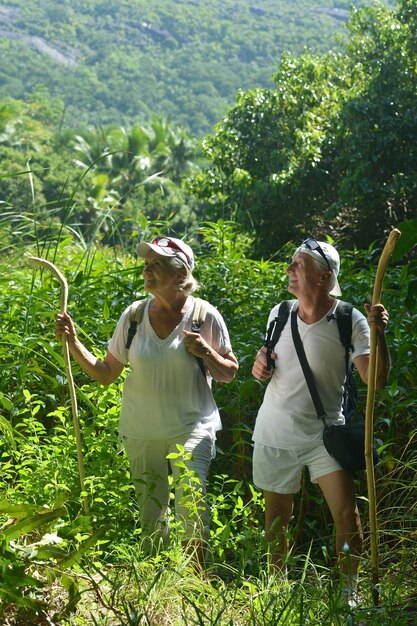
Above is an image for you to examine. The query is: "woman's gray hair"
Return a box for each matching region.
[165,256,199,295]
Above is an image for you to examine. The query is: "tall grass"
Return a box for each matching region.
[0,208,416,624]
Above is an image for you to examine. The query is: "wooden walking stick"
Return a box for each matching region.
[365,228,400,606]
[29,257,89,514]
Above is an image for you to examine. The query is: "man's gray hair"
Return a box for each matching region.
[310,256,337,294]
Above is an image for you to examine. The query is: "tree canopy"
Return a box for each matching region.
[0,98,202,251]
[0,0,388,135]
[190,0,417,254]
[1,1,415,256]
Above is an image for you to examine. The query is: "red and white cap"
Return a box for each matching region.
[136,237,195,271]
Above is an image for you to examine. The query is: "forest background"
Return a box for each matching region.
[1,0,417,624]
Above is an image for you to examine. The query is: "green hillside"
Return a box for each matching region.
[0,0,385,134]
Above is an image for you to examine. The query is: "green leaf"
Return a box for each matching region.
[1,506,67,541]
[0,392,13,411]
[139,213,148,229]
[57,526,106,568]
[0,414,16,450]
[103,300,110,321]
[0,501,42,519]
[392,219,417,261]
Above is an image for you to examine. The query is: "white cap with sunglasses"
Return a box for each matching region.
[294,239,342,297]
[137,237,195,271]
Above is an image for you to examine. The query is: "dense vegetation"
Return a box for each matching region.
[1,0,416,622]
[1,1,416,256]
[0,218,416,624]
[0,0,389,134]
[191,0,417,253]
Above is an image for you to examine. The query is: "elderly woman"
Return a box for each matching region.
[56,236,238,565]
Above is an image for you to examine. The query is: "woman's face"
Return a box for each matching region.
[143,252,181,294]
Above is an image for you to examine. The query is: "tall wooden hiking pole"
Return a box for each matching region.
[29,257,89,514]
[365,228,400,606]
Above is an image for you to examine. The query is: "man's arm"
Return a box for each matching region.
[252,346,276,381]
[354,303,390,388]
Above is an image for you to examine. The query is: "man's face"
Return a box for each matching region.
[286,252,324,296]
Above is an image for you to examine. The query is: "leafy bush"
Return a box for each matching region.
[0,218,416,623]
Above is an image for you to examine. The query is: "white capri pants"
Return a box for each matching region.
[122,430,214,544]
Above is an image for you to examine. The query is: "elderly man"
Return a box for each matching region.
[251,239,390,588]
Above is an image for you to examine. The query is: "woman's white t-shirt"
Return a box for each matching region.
[253,300,370,449]
[108,297,232,440]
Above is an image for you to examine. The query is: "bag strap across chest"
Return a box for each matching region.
[290,307,328,425]
[265,298,357,420]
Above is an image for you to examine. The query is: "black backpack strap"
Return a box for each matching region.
[125,300,147,349]
[264,300,292,370]
[334,301,357,421]
[334,300,354,362]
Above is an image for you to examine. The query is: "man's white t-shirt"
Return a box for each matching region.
[108,297,232,440]
[253,300,370,449]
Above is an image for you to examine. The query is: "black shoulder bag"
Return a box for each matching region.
[290,308,378,473]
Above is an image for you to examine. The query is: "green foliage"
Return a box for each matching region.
[0,503,64,615]
[191,0,417,254]
[0,500,107,621]
[0,204,416,621]
[190,51,347,253]
[393,218,417,261]
[2,1,414,259]
[327,0,417,244]
[0,101,202,251]
[0,0,378,135]
[0,1,416,619]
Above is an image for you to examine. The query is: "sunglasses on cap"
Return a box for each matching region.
[302,238,331,271]
[151,237,193,268]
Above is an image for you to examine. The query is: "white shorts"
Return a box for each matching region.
[253,442,343,494]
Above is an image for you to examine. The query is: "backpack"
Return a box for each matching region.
[264,299,357,421]
[124,297,210,378]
